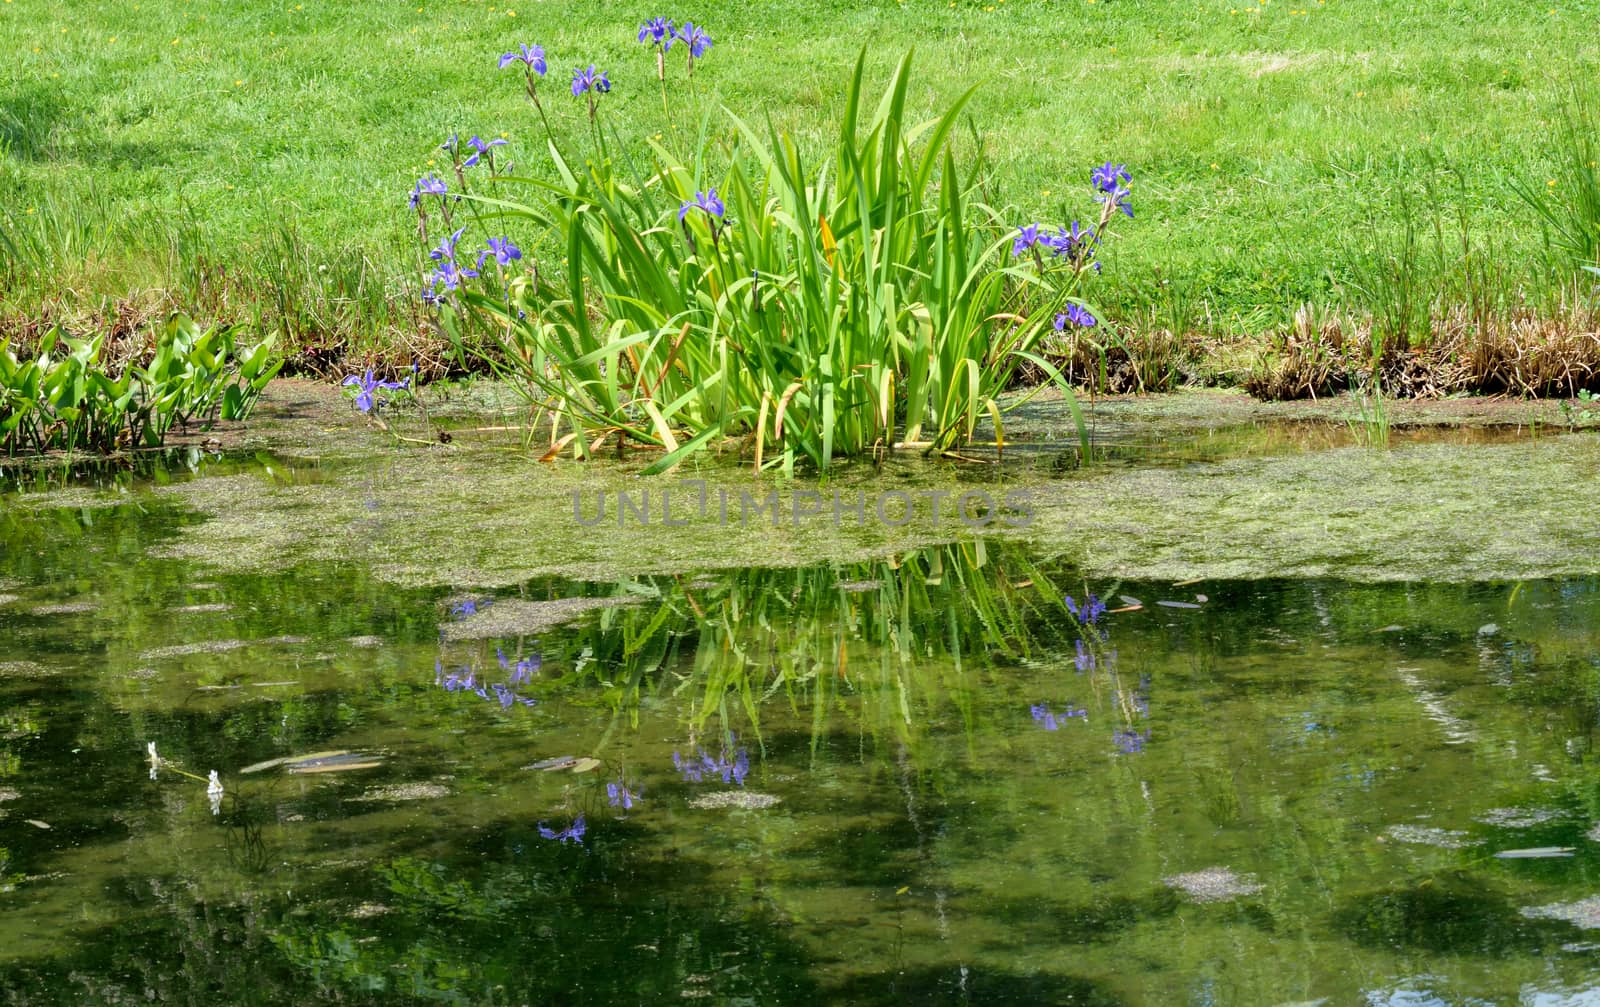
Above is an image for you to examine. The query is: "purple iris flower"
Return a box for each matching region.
[429,226,467,263]
[409,173,448,208]
[426,259,480,299]
[1012,222,1043,256]
[341,369,409,413]
[499,43,548,74]
[1031,703,1060,731]
[537,815,586,844]
[1091,162,1132,193]
[638,17,673,45]
[672,21,712,58]
[462,134,507,168]
[1046,221,1094,261]
[607,779,641,810]
[1055,304,1097,330]
[440,133,459,157]
[476,236,522,270]
[678,189,725,221]
[571,64,611,96]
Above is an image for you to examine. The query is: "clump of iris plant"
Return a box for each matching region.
[341,368,411,414]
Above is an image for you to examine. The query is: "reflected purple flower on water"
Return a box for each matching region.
[1032,703,1088,730]
[509,655,540,685]
[451,598,490,619]
[435,657,536,708]
[1074,638,1095,672]
[537,815,585,844]
[673,739,749,786]
[1065,593,1107,626]
[607,778,641,810]
[1113,728,1151,754]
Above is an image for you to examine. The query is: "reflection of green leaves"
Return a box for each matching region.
[269,929,385,993]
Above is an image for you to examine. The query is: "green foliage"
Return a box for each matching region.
[446,51,1094,472]
[0,314,280,455]
[1513,98,1600,279]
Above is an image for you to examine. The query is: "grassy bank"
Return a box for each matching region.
[2,0,1599,389]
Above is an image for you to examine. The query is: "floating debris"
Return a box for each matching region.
[568,757,602,774]
[1477,623,1500,637]
[346,635,385,648]
[1156,600,1201,610]
[1162,866,1264,903]
[0,662,52,678]
[1382,824,1478,849]
[240,750,349,774]
[525,756,582,772]
[688,790,781,810]
[1494,847,1575,859]
[169,603,232,614]
[1395,668,1476,745]
[1476,806,1563,828]
[30,601,97,615]
[25,820,50,830]
[1194,594,1209,603]
[286,753,383,775]
[140,636,308,660]
[0,594,18,606]
[350,783,451,802]
[1118,595,1142,607]
[0,788,18,803]
[348,903,391,919]
[836,579,884,593]
[1522,896,1600,928]
[438,597,640,641]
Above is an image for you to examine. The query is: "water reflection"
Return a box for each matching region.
[5,501,1600,1003]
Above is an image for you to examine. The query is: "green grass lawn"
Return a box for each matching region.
[2,0,1598,363]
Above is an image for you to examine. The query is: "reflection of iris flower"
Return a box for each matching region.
[607,779,640,810]
[537,815,586,844]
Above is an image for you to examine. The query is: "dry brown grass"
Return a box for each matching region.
[1243,301,1600,400]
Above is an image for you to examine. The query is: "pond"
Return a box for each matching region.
[3,417,1600,1005]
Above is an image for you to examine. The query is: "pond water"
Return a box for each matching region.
[3,446,1600,1005]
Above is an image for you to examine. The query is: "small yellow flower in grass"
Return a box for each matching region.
[1548,179,1558,187]
[1355,90,1364,97]
[1211,162,1219,169]
[500,131,507,138]
[110,36,117,42]
[25,208,35,215]
[506,9,514,15]
[171,37,180,44]
[983,4,993,9]
[428,158,436,166]
[235,79,243,86]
